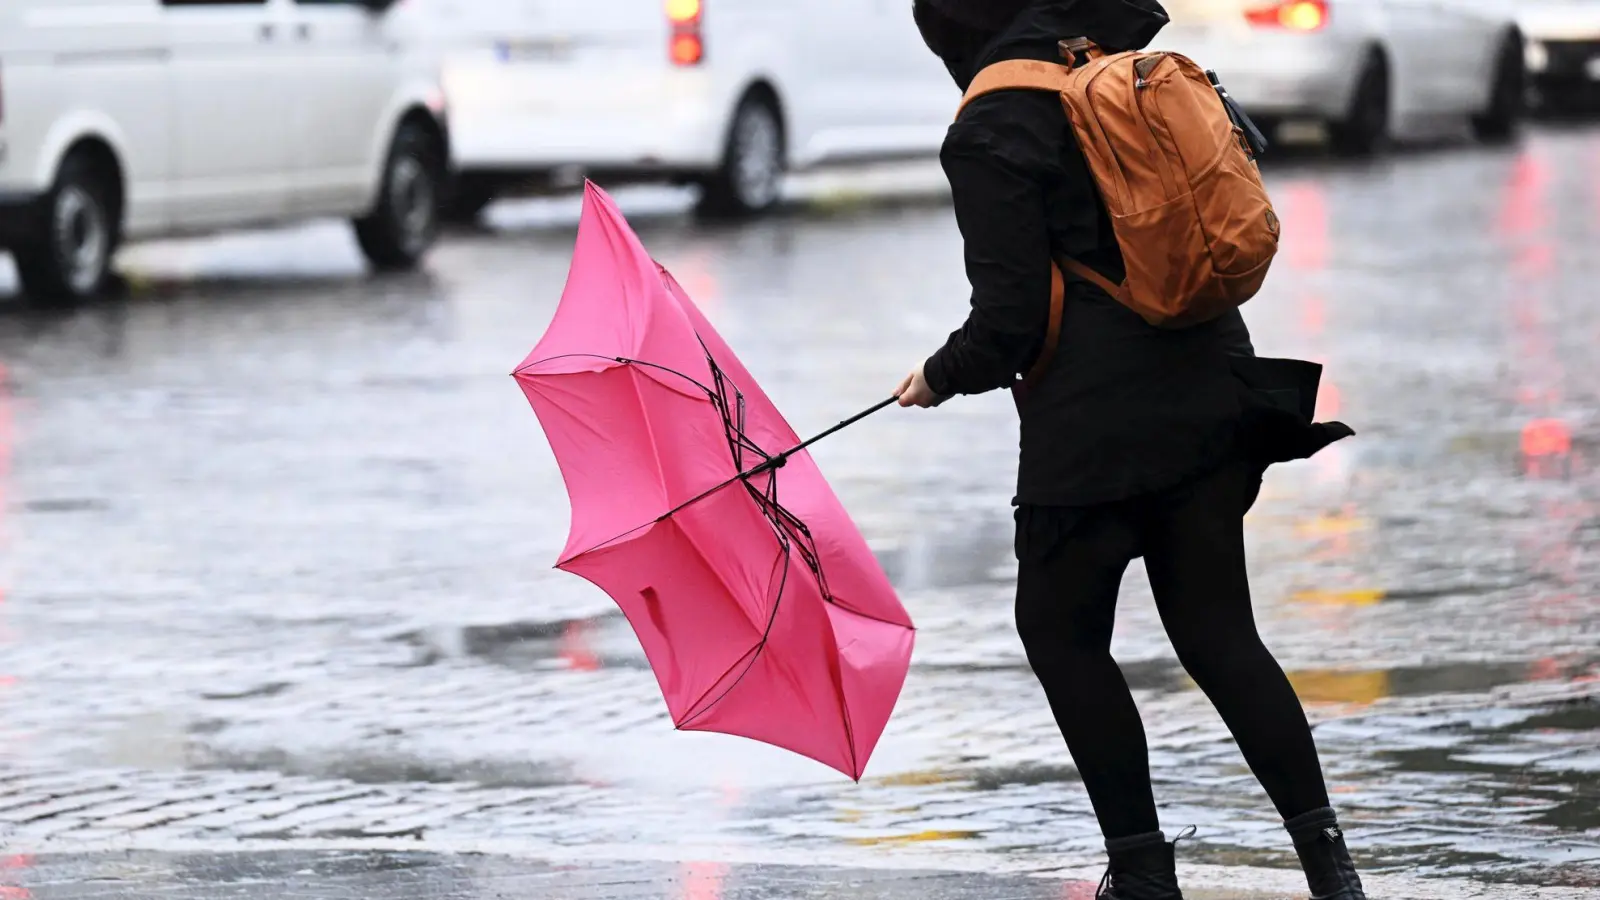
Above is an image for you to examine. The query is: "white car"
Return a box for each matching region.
[1151,0,1526,154]
[1519,0,1600,112]
[411,0,955,219]
[0,0,449,301]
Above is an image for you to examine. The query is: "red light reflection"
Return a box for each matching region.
[1501,148,1567,455]
[1062,880,1100,900]
[1498,151,1551,238]
[559,621,601,672]
[1522,418,1572,459]
[0,856,29,900]
[1280,181,1329,272]
[679,861,728,900]
[1528,657,1564,681]
[1273,181,1348,486]
[669,249,723,316]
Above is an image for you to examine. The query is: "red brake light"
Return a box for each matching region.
[670,33,704,66]
[1245,0,1328,30]
[667,0,704,66]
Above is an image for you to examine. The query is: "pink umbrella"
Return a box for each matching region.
[513,182,915,780]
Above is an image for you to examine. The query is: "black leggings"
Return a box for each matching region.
[1015,460,1331,839]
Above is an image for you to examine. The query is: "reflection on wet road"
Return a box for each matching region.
[1,131,1598,888]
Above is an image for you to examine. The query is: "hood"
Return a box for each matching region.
[915,0,1170,90]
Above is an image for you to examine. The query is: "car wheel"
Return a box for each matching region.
[441,175,497,226]
[354,119,444,270]
[14,150,120,303]
[1330,50,1390,158]
[1472,33,1526,143]
[697,93,785,218]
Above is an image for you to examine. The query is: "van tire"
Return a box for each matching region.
[441,175,498,225]
[355,120,443,270]
[14,151,120,303]
[697,94,785,218]
[1472,33,1525,144]
[1330,50,1390,158]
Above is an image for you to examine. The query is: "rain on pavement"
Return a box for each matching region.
[0,127,1597,894]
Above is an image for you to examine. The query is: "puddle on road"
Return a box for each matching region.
[876,761,1080,792]
[830,696,1600,886]
[430,607,1599,714]
[19,497,112,514]
[1288,656,1599,704]
[1114,654,1600,705]
[391,614,649,673]
[847,829,982,847]
[193,744,580,790]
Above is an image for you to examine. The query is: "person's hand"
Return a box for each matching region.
[895,365,949,409]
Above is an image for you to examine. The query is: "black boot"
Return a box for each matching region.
[1095,831,1184,900]
[1286,807,1368,900]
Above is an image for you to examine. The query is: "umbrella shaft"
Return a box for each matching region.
[776,396,900,465]
[657,396,899,523]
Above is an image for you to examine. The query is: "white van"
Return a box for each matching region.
[416,0,957,219]
[0,0,448,301]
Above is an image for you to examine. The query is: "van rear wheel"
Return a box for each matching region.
[14,151,119,303]
[1330,50,1390,157]
[1472,33,1525,143]
[441,175,498,226]
[697,95,784,218]
[355,120,443,270]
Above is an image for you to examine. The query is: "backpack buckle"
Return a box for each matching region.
[1059,37,1097,68]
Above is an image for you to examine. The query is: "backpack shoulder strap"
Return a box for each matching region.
[956,59,1127,395]
[957,60,1075,120]
[1019,261,1066,395]
[1020,259,1126,394]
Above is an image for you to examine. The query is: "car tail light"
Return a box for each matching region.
[666,0,704,66]
[1245,0,1328,30]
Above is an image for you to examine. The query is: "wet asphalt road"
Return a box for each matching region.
[1,127,1598,893]
[0,852,1340,900]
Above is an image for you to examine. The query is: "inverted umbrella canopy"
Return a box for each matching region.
[513,182,915,780]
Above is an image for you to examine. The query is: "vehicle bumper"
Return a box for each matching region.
[1527,38,1600,107]
[441,64,727,174]
[1155,28,1362,120]
[0,191,43,249]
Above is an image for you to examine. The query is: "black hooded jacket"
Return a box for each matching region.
[917,0,1263,507]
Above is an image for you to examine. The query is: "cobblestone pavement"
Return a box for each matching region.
[2,130,1600,893]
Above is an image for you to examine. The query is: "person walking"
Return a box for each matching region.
[894,2,1364,898]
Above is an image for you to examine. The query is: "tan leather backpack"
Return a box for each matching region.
[958,39,1281,387]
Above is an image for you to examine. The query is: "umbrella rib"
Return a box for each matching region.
[675,539,792,731]
[742,473,862,778]
[529,347,888,774]
[515,353,719,398]
[543,355,907,634]
[527,351,758,561]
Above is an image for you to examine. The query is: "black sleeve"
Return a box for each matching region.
[921,93,1059,398]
